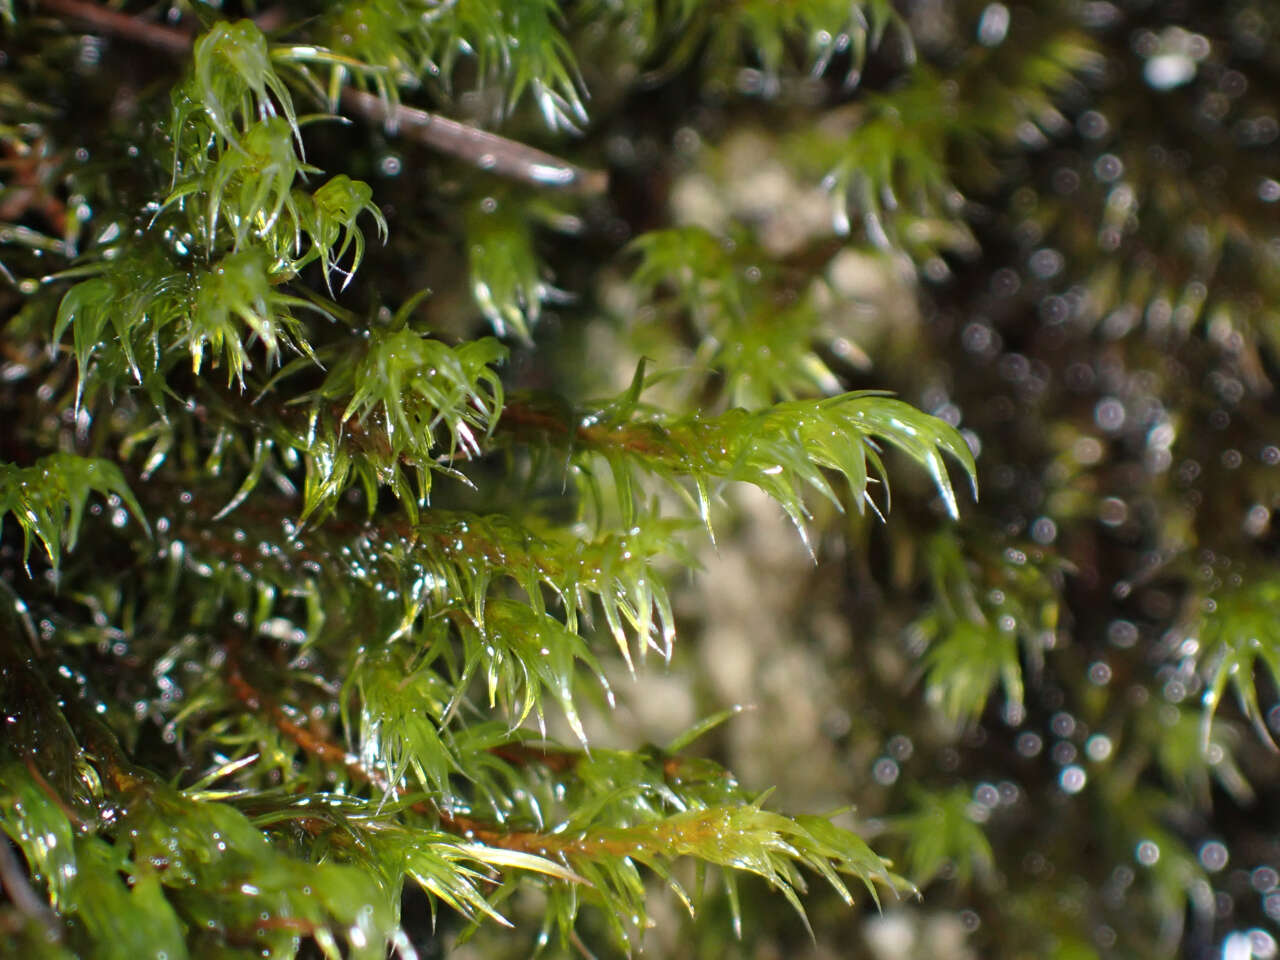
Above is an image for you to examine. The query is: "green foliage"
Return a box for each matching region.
[699,0,905,82]
[912,531,1064,725]
[506,388,975,535]
[801,72,973,254]
[53,246,322,392]
[387,510,691,668]
[544,801,901,947]
[297,175,387,290]
[51,18,385,409]
[1193,574,1280,747]
[594,0,907,88]
[0,759,400,960]
[1144,705,1251,807]
[443,735,905,949]
[886,788,995,888]
[318,0,432,106]
[344,647,460,797]
[628,226,843,405]
[307,329,507,509]
[788,25,1101,257]
[179,20,300,150]
[3,0,1280,957]
[467,194,550,341]
[0,454,144,570]
[320,0,585,128]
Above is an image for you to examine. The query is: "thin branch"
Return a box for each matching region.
[340,89,607,195]
[225,653,370,782]
[224,639,638,859]
[38,0,192,56]
[569,929,601,960]
[498,398,667,457]
[486,742,580,773]
[35,0,607,194]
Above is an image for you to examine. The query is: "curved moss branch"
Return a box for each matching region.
[36,0,605,192]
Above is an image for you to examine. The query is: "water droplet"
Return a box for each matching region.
[887,734,913,760]
[1248,930,1279,960]
[527,162,576,185]
[1059,765,1086,793]
[1252,867,1279,892]
[1094,397,1126,432]
[1197,841,1229,872]
[1029,517,1057,544]
[1016,731,1042,757]
[1093,154,1124,183]
[1135,840,1160,865]
[1028,248,1063,279]
[1099,497,1128,527]
[1052,741,1078,765]
[1085,734,1112,761]
[976,3,1010,46]
[1144,54,1196,90]
[1077,110,1110,140]
[1050,712,1076,738]
[871,757,899,785]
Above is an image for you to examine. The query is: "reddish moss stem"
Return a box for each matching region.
[224,639,640,858]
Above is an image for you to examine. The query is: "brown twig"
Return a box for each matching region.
[39,0,193,56]
[224,639,638,859]
[340,89,607,195]
[569,929,601,960]
[225,654,368,781]
[498,400,666,458]
[486,742,580,773]
[35,0,607,194]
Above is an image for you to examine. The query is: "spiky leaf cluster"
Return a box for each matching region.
[3,0,1280,958]
[0,2,982,957]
